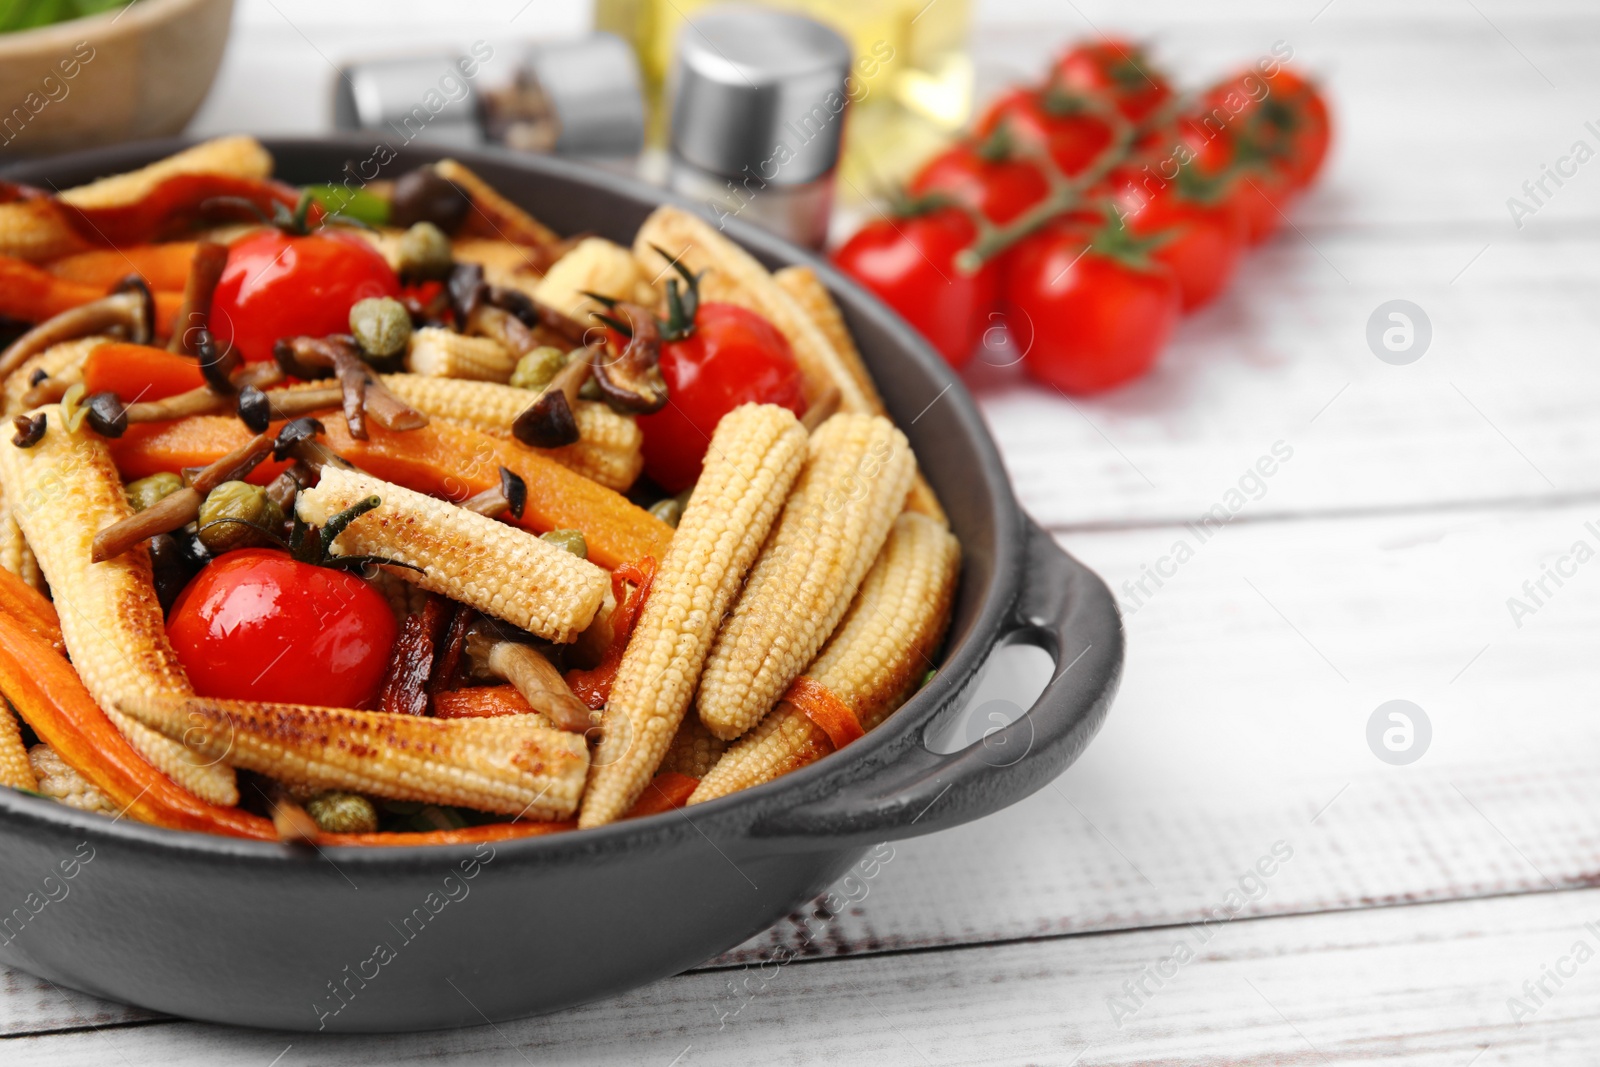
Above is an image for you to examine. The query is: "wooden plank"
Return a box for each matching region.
[8,886,1600,1064]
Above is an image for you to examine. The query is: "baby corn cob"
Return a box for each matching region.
[297,466,609,642]
[3,336,102,415]
[0,506,43,593]
[579,404,808,827]
[534,237,644,322]
[697,414,914,739]
[119,694,589,819]
[0,407,238,806]
[633,207,872,415]
[28,744,117,814]
[0,699,34,791]
[0,137,273,262]
[379,375,643,491]
[770,266,948,528]
[408,327,518,382]
[661,715,726,780]
[435,159,562,248]
[690,512,959,804]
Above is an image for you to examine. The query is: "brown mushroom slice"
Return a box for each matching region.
[464,629,594,734]
[0,277,155,380]
[273,336,427,440]
[168,241,230,357]
[467,302,540,356]
[510,348,590,449]
[460,466,528,519]
[590,303,668,415]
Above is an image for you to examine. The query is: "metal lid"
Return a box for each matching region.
[333,53,484,149]
[669,7,852,187]
[523,32,646,157]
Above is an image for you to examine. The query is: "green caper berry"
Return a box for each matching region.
[540,528,588,560]
[577,377,603,401]
[349,297,413,359]
[397,221,454,280]
[509,346,567,390]
[126,472,185,512]
[304,791,379,834]
[648,497,682,528]
[197,481,284,554]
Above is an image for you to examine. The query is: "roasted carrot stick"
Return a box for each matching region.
[432,684,537,719]
[318,820,575,847]
[0,609,275,839]
[0,566,62,653]
[320,421,672,571]
[0,256,182,333]
[47,243,199,292]
[107,416,290,485]
[83,342,207,402]
[623,771,699,819]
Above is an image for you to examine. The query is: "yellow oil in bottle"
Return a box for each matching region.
[596,0,972,199]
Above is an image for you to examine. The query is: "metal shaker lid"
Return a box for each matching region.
[523,33,646,157]
[333,53,485,149]
[670,7,852,187]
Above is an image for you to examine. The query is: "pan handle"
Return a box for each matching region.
[751,519,1123,846]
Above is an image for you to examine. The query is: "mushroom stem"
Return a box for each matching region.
[467,633,594,734]
[460,467,526,519]
[511,348,590,449]
[264,461,308,512]
[0,283,153,380]
[262,384,342,419]
[167,241,230,357]
[124,363,284,424]
[274,336,426,439]
[90,432,275,562]
[467,303,540,356]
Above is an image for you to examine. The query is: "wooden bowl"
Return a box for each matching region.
[0,0,234,158]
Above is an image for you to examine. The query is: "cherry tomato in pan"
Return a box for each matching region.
[1108,169,1245,311]
[211,228,400,363]
[167,550,397,709]
[638,302,807,493]
[1004,220,1180,394]
[832,207,998,370]
[1051,38,1174,125]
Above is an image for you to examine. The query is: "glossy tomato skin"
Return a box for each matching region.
[211,229,400,363]
[975,88,1115,177]
[1110,171,1245,311]
[167,550,397,709]
[638,303,806,493]
[1052,38,1173,124]
[832,208,997,370]
[1258,68,1331,189]
[1005,227,1180,394]
[908,142,1050,226]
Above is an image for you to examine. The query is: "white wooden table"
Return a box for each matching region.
[7,1,1600,1062]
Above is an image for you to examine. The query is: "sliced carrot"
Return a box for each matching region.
[321,421,673,571]
[47,243,199,292]
[784,676,865,751]
[0,255,181,333]
[0,609,275,839]
[623,772,699,819]
[432,684,536,720]
[0,566,62,653]
[566,556,655,710]
[83,342,206,402]
[107,416,290,485]
[318,820,575,847]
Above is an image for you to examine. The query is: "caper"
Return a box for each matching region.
[540,528,588,560]
[648,497,682,528]
[126,472,185,512]
[509,346,567,390]
[396,221,454,281]
[578,376,603,401]
[349,297,413,359]
[304,791,379,834]
[197,480,284,554]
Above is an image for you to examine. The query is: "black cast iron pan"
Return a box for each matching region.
[0,137,1123,1032]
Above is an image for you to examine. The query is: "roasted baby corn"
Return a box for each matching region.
[297,466,609,643]
[697,414,915,740]
[377,375,643,491]
[408,327,519,382]
[119,694,589,819]
[690,512,959,803]
[28,744,117,814]
[579,404,808,827]
[0,136,273,262]
[633,207,872,415]
[3,336,102,414]
[534,237,646,322]
[0,699,34,791]
[0,408,239,805]
[661,715,726,780]
[435,159,561,248]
